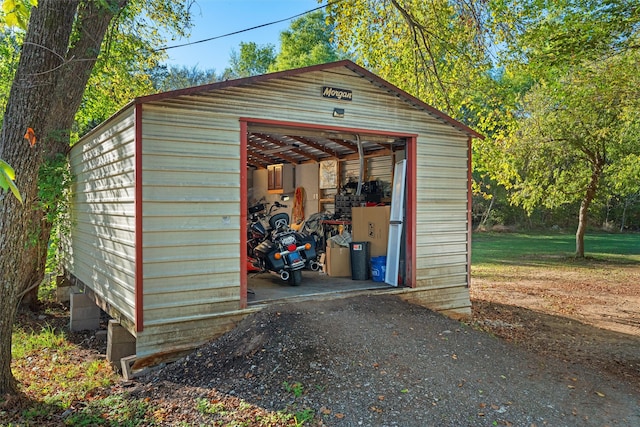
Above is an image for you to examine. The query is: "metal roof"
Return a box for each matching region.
[125,60,483,169]
[136,60,483,140]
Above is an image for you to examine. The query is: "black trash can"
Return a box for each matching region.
[350,241,370,280]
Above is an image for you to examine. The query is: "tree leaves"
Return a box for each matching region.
[327,0,492,114]
[0,0,37,30]
[0,159,22,203]
[225,41,276,78]
[0,126,37,202]
[271,10,343,72]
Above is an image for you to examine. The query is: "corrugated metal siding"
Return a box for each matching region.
[414,132,470,307]
[341,156,393,188]
[138,103,242,353]
[64,106,137,323]
[135,309,256,362]
[152,72,448,134]
[65,65,471,358]
[135,68,471,341]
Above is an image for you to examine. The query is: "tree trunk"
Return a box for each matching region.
[575,156,604,258]
[0,0,126,395]
[20,0,128,306]
[478,195,495,229]
[619,197,629,232]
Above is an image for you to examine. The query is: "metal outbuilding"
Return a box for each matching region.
[61,60,482,367]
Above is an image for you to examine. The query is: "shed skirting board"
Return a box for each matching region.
[397,287,472,319]
[133,308,261,369]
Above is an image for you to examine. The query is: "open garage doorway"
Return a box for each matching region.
[240,119,417,307]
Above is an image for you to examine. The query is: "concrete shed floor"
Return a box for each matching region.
[247,270,394,305]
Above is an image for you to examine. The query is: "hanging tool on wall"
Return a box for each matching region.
[290,186,306,231]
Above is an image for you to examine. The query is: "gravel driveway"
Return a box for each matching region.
[134,294,640,426]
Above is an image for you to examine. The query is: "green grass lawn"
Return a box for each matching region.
[471,231,640,265]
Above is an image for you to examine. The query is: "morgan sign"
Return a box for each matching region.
[322,86,352,101]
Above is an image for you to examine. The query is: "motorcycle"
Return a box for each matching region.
[246,200,274,266]
[247,200,288,263]
[250,204,320,286]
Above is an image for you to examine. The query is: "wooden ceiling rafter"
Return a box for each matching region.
[247,147,281,165]
[247,158,267,169]
[329,138,358,151]
[245,128,407,169]
[252,133,321,163]
[329,138,389,157]
[287,135,343,159]
[363,140,388,150]
[247,140,300,165]
[340,148,393,162]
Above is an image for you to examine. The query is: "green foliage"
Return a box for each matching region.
[195,397,226,415]
[472,232,640,265]
[37,154,72,225]
[271,10,344,72]
[12,324,69,359]
[74,0,194,138]
[489,0,640,75]
[225,41,276,78]
[293,407,315,425]
[327,0,492,114]
[0,29,21,119]
[0,4,38,210]
[65,394,150,426]
[283,380,304,398]
[224,10,345,78]
[481,2,640,233]
[0,0,37,29]
[502,50,640,216]
[151,64,219,92]
[36,154,72,279]
[0,158,22,203]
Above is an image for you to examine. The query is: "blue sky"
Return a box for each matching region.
[162,0,322,72]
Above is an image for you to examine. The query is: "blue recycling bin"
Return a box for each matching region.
[371,256,387,282]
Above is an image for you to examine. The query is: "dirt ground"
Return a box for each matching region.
[470,259,640,384]
[120,258,640,426]
[4,259,640,426]
[128,292,639,426]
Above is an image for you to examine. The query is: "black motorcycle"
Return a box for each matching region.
[251,208,320,286]
[247,201,279,264]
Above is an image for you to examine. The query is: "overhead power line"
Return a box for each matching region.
[155,0,342,52]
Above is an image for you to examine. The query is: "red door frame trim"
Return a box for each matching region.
[466,136,473,288]
[240,121,249,308]
[134,103,144,332]
[239,117,418,297]
[405,136,417,288]
[240,117,417,140]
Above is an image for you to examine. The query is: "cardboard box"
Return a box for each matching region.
[325,240,351,277]
[351,206,391,257]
